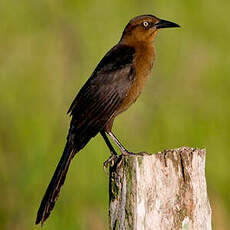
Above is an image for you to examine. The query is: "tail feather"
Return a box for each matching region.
[35,142,75,225]
[35,118,103,225]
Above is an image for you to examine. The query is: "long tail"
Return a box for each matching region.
[35,142,75,225]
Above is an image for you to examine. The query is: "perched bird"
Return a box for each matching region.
[35,14,179,225]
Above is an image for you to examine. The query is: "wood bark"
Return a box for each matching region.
[109,147,212,230]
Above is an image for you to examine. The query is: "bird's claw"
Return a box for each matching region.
[103,151,146,173]
[103,154,118,173]
[122,150,146,156]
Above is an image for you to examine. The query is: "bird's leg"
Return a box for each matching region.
[100,131,119,171]
[107,131,133,155]
[108,131,146,156]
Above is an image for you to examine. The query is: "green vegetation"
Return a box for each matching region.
[0,0,229,229]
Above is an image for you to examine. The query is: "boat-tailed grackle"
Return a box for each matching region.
[36,14,180,225]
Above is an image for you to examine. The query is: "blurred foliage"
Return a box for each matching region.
[0,0,229,229]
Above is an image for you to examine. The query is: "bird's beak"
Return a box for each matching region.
[155,19,180,29]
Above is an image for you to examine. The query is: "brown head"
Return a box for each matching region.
[120,14,179,45]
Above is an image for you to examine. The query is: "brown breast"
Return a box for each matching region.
[105,42,155,132]
[116,43,155,115]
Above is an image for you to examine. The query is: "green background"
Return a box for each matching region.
[0,0,229,229]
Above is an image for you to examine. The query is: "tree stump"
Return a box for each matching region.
[109,147,212,230]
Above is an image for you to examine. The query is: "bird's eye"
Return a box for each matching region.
[142,21,149,28]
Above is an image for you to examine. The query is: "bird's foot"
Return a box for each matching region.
[121,150,146,156]
[103,151,146,173]
[103,154,119,173]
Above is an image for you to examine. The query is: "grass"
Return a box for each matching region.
[0,0,229,229]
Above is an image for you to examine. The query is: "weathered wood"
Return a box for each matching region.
[109,147,212,230]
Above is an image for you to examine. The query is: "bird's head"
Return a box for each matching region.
[121,14,180,45]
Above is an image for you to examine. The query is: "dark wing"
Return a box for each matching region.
[35,44,136,226]
[67,44,136,150]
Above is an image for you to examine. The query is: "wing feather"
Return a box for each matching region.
[67,44,136,150]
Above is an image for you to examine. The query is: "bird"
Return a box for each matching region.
[35,14,180,225]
